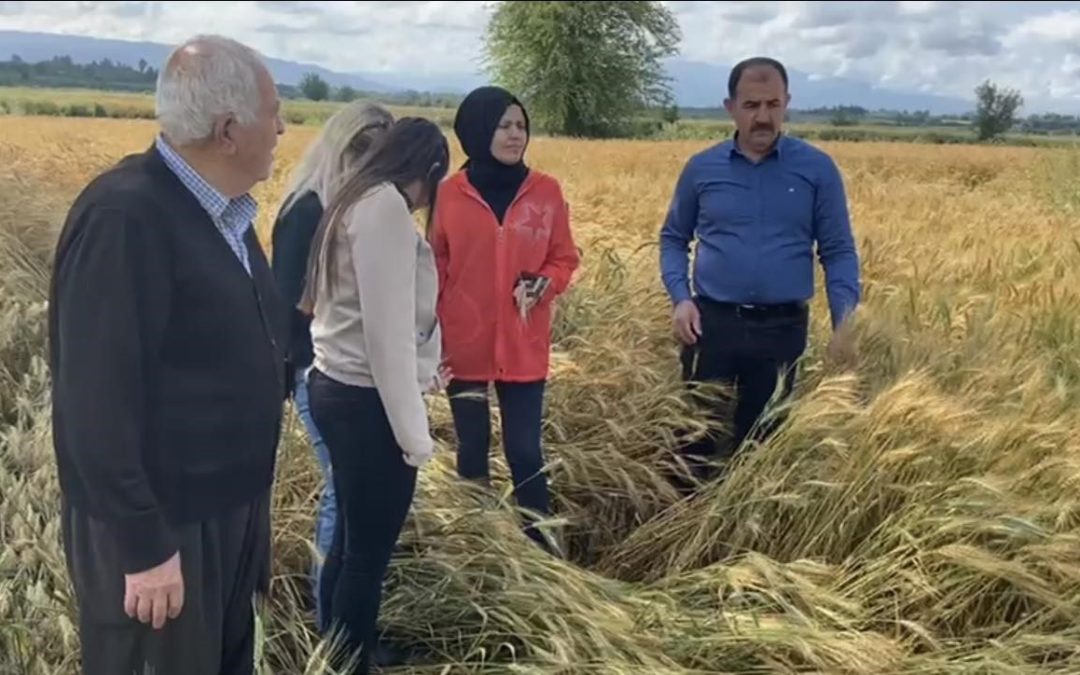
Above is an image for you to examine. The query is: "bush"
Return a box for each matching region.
[22,100,59,116]
[62,104,91,117]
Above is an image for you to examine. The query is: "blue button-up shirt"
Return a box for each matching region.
[155,135,257,276]
[659,134,861,329]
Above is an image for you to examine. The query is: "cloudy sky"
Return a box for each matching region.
[1,1,1079,112]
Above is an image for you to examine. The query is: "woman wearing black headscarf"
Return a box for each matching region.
[431,86,580,551]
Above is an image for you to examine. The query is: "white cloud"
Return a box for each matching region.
[0,0,1078,111]
[670,0,1080,112]
[1009,8,1080,42]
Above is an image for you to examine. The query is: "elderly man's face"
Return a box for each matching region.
[228,65,285,186]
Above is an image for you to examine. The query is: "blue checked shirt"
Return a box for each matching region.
[155,135,258,275]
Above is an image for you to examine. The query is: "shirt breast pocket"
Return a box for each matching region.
[699,179,755,234]
[768,180,815,236]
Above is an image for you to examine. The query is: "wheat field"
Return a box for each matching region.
[2,114,1080,674]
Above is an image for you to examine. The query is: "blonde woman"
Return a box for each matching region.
[270,101,393,633]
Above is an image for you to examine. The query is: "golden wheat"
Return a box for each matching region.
[2,115,1079,674]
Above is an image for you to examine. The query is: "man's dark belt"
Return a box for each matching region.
[696,296,807,319]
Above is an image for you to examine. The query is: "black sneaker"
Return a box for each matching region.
[372,637,411,668]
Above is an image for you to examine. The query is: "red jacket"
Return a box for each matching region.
[431,170,580,383]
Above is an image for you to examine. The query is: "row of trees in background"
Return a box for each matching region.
[292,73,462,108]
[0,54,158,91]
[802,82,1030,141]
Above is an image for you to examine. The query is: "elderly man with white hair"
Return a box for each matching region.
[48,34,288,675]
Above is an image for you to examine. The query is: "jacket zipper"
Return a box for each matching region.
[460,177,534,378]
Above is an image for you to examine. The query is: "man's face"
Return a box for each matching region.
[724,66,790,156]
[226,65,285,188]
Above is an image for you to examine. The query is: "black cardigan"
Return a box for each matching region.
[270,189,323,378]
[47,145,290,574]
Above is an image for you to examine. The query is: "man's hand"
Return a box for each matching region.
[124,551,184,630]
[826,316,858,369]
[672,299,702,346]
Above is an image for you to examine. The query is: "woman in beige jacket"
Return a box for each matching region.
[298,117,450,674]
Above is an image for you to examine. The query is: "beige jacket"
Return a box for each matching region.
[310,182,441,462]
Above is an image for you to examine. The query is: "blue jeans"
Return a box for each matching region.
[294,367,336,631]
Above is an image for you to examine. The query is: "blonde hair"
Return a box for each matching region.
[279,101,394,214]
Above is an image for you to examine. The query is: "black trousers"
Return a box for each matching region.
[61,491,271,675]
[308,369,417,674]
[680,297,809,467]
[447,379,549,544]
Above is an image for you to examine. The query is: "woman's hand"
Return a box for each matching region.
[402,436,435,468]
[514,274,551,318]
[426,363,453,393]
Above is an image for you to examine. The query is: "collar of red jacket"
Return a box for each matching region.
[447,168,545,202]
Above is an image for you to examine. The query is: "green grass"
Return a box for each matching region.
[661,117,1080,147]
[3,85,1077,147]
[0,85,456,127]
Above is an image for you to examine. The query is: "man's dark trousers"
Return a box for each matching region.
[61,491,272,675]
[680,296,809,471]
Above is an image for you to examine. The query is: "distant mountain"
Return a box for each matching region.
[0,30,975,114]
[665,59,973,115]
[0,30,394,92]
[364,70,488,96]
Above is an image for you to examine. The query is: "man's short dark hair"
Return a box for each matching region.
[728,57,789,99]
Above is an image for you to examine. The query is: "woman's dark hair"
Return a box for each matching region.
[299,117,450,314]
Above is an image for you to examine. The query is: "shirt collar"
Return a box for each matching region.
[728,131,787,161]
[154,134,258,225]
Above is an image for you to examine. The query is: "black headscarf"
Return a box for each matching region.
[453,86,530,223]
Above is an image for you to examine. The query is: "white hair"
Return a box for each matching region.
[155,34,268,146]
[279,101,394,214]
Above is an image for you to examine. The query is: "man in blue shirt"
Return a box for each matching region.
[659,56,860,470]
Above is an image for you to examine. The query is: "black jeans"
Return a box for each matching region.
[447,380,549,543]
[680,297,809,467]
[308,369,418,674]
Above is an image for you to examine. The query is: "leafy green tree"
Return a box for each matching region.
[974,80,1023,141]
[335,85,358,102]
[483,1,681,137]
[299,72,330,101]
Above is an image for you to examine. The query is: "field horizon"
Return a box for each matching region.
[3,85,1078,149]
[3,114,1080,674]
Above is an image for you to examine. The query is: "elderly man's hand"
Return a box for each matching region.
[124,551,184,630]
